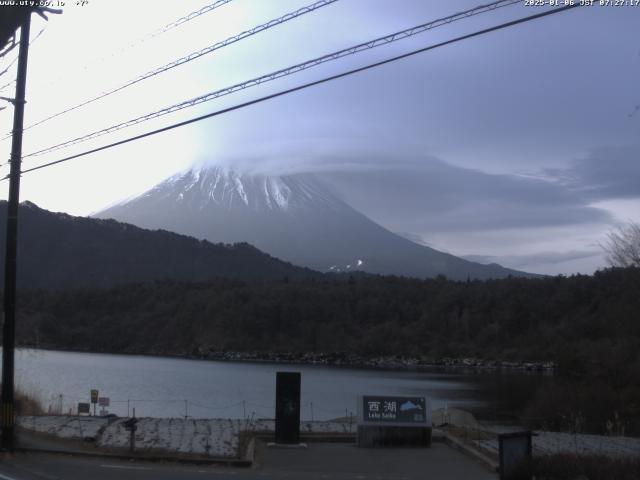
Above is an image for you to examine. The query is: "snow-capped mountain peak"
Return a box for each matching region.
[142,165,343,213]
[96,164,533,280]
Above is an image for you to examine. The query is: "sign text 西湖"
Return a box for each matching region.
[361,395,428,424]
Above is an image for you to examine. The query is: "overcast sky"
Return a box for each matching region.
[0,0,638,275]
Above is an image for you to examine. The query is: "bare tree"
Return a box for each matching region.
[603,221,640,268]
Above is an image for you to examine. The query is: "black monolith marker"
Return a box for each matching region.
[275,371,301,444]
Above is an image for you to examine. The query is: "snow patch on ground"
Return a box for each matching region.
[18,415,110,440]
[475,431,640,459]
[262,178,272,209]
[268,178,290,209]
[18,416,352,458]
[233,176,248,205]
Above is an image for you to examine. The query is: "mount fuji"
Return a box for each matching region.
[96,165,531,280]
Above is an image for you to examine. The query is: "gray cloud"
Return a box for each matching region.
[463,250,603,269]
[545,145,640,201]
[307,153,613,234]
[203,147,615,236]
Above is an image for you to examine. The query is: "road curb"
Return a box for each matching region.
[14,446,252,467]
[252,433,355,444]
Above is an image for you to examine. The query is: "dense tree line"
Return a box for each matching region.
[11,268,639,360]
[6,267,640,433]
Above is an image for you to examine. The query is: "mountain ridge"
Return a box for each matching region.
[0,200,316,289]
[97,165,535,280]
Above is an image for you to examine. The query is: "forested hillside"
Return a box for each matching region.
[0,201,316,288]
[14,268,639,360]
[8,267,640,433]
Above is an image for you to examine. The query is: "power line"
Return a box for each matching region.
[7,3,581,179]
[0,37,17,61]
[11,0,338,138]
[0,79,14,94]
[25,0,235,95]
[0,24,47,81]
[0,55,19,80]
[0,25,48,118]
[146,0,234,40]
[21,0,522,159]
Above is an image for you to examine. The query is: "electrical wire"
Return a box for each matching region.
[20,0,522,159]
[0,24,48,81]
[12,0,339,137]
[4,3,581,180]
[28,0,235,93]
[0,56,19,80]
[0,36,17,60]
[147,0,234,40]
[0,79,15,94]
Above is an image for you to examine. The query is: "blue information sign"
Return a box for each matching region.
[360,395,430,425]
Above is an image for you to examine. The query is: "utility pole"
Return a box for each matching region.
[2,13,31,451]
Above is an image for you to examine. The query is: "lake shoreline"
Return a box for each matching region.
[16,344,555,374]
[13,347,555,424]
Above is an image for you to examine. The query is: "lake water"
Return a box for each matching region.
[11,349,546,420]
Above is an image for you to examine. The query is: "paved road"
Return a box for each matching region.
[258,443,497,479]
[0,443,497,479]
